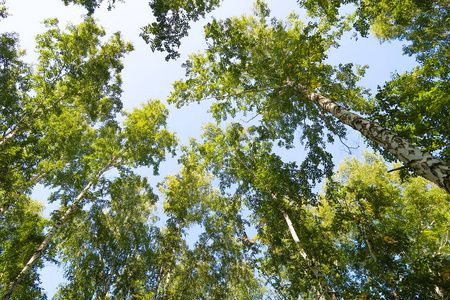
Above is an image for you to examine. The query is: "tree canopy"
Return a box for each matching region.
[1,0,449,299]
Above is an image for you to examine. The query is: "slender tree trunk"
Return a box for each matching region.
[1,157,118,300]
[162,224,183,300]
[162,249,176,300]
[291,83,450,193]
[280,209,337,300]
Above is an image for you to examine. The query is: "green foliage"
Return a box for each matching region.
[54,172,161,299]
[122,100,177,171]
[155,163,265,299]
[0,17,133,213]
[367,65,450,164]
[0,31,32,196]
[0,199,48,299]
[62,0,119,14]
[0,0,7,19]
[319,152,450,298]
[141,0,222,60]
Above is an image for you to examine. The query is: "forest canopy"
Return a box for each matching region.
[0,0,449,299]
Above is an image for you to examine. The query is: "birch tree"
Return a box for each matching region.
[1,98,176,299]
[179,122,342,299]
[151,161,264,299]
[168,1,450,192]
[53,172,162,299]
[317,152,450,298]
[0,198,47,299]
[0,16,133,217]
[0,15,177,298]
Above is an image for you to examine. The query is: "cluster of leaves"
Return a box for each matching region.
[153,163,265,299]
[142,0,222,60]
[319,153,450,298]
[62,0,119,14]
[54,172,161,299]
[64,0,223,60]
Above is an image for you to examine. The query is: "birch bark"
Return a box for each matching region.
[291,83,450,193]
[280,208,337,300]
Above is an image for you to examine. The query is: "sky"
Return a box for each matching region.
[1,0,418,297]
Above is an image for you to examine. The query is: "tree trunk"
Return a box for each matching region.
[292,83,450,193]
[1,158,118,300]
[281,209,337,300]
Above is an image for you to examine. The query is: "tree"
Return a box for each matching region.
[318,152,450,298]
[169,121,335,298]
[0,15,177,299]
[150,159,265,299]
[1,97,176,299]
[297,0,450,165]
[0,199,47,299]
[168,1,450,192]
[53,172,162,299]
[0,16,133,217]
[0,15,132,299]
[62,0,223,60]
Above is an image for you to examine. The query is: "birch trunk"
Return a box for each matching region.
[162,248,176,300]
[291,84,450,193]
[1,158,118,300]
[281,209,337,300]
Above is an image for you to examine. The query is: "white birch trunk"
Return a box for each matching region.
[281,209,337,300]
[1,157,118,300]
[292,84,450,193]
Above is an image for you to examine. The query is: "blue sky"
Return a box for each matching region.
[2,0,418,297]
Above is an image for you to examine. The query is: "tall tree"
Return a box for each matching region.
[0,198,47,299]
[0,15,177,299]
[0,16,133,217]
[53,172,162,299]
[180,122,340,299]
[298,0,450,165]
[1,98,177,299]
[318,152,450,298]
[150,160,265,299]
[168,1,450,192]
